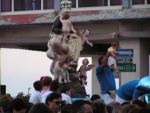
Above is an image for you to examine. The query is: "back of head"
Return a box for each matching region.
[92,100,106,113]
[8,98,27,113]
[50,80,59,91]
[111,42,119,47]
[71,100,91,113]
[43,76,52,87]
[61,86,70,93]
[29,103,53,113]
[0,95,11,113]
[45,92,62,105]
[91,94,100,102]
[61,104,72,113]
[98,56,104,65]
[33,80,42,91]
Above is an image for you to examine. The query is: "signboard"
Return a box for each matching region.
[116,56,133,64]
[116,49,133,57]
[117,64,136,72]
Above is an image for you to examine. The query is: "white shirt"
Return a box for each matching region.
[61,93,72,104]
[41,90,53,103]
[29,90,42,104]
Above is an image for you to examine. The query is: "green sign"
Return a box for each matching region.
[117,64,136,72]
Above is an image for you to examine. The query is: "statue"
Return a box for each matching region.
[46,0,94,97]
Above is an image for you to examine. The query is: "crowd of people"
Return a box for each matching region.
[0,76,150,113]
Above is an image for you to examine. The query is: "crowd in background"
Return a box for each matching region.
[0,75,150,113]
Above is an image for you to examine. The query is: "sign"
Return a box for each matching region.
[117,64,136,72]
[116,57,133,64]
[116,49,133,57]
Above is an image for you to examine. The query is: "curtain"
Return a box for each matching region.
[110,0,122,6]
[14,0,25,11]
[1,0,11,12]
[44,0,54,9]
[132,0,145,4]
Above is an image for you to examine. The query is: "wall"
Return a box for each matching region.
[119,39,141,85]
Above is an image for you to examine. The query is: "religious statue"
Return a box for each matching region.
[46,0,94,97]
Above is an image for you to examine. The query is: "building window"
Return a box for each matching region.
[147,0,150,4]
[14,0,41,11]
[78,0,107,7]
[1,0,11,12]
[132,0,145,5]
[43,0,54,9]
[110,0,122,6]
[71,0,76,8]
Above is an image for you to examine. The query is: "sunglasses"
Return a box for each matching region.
[53,101,62,105]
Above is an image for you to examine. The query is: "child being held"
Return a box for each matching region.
[107,42,119,73]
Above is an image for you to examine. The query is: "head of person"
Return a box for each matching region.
[45,92,62,113]
[61,104,72,113]
[90,94,100,102]
[33,80,42,91]
[8,98,27,113]
[43,76,52,87]
[0,95,12,113]
[29,103,53,113]
[61,86,71,96]
[92,100,108,113]
[98,56,104,65]
[50,80,60,92]
[111,42,119,50]
[71,100,92,113]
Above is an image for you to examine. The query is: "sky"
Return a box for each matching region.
[1,48,92,97]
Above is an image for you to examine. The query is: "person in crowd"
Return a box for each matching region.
[90,94,100,103]
[92,100,108,113]
[71,100,92,113]
[120,104,137,113]
[41,80,60,103]
[96,55,116,105]
[115,80,144,104]
[61,86,72,104]
[8,98,27,113]
[45,92,62,113]
[41,76,52,95]
[0,95,12,113]
[29,103,53,113]
[29,80,42,104]
[61,104,72,113]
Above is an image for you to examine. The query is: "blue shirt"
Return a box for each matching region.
[96,65,116,93]
[116,80,143,100]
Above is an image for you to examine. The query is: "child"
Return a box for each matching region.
[107,42,119,73]
[78,58,95,86]
[81,30,93,47]
[29,80,42,104]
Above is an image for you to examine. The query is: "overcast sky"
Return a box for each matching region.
[1,48,92,97]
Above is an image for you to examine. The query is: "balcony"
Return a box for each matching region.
[1,0,150,15]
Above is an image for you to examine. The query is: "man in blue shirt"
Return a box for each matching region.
[96,56,116,105]
[115,80,144,104]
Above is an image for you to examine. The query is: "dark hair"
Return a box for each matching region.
[45,92,62,105]
[29,103,53,113]
[50,80,60,91]
[71,100,92,113]
[43,76,52,87]
[61,86,71,93]
[91,94,100,102]
[61,104,72,113]
[33,80,42,91]
[132,100,146,108]
[0,96,11,112]
[98,56,104,65]
[92,101,106,113]
[8,98,27,112]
